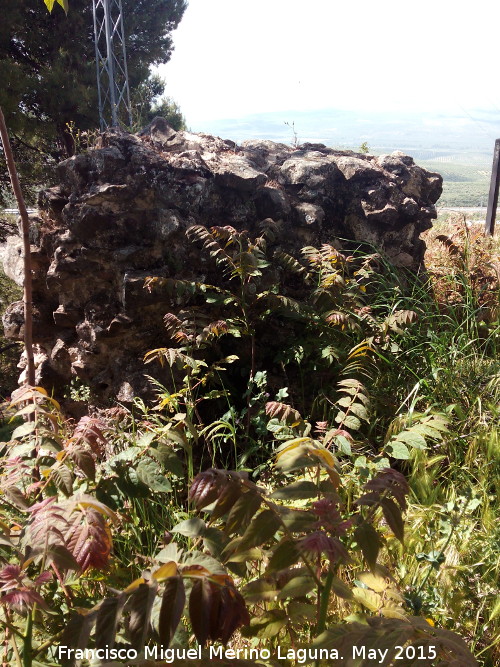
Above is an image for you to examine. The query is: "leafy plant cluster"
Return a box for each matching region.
[0,218,498,665]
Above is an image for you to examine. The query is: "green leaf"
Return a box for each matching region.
[242,609,288,638]
[156,543,183,564]
[52,464,73,496]
[182,551,227,575]
[330,575,353,600]
[12,422,36,439]
[287,601,317,622]
[108,447,141,467]
[394,431,427,450]
[335,412,361,430]
[384,441,410,459]
[349,402,369,421]
[379,603,407,620]
[267,539,300,572]
[172,518,206,538]
[202,527,229,560]
[277,575,315,599]
[279,507,316,533]
[136,458,172,493]
[225,492,262,535]
[334,434,352,455]
[358,572,388,593]
[243,578,280,602]
[155,446,184,476]
[239,509,280,550]
[336,396,354,408]
[136,432,156,448]
[270,480,319,500]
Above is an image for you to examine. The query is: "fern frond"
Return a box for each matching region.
[144,277,198,299]
[187,225,237,277]
[259,292,307,317]
[436,234,462,256]
[265,401,302,424]
[274,250,309,279]
[312,616,477,665]
[382,309,418,334]
[383,412,449,460]
[144,347,197,370]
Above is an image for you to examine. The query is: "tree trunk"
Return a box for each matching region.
[0,106,36,386]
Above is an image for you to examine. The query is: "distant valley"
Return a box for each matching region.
[192,108,500,207]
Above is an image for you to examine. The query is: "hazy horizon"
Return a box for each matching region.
[158,0,500,136]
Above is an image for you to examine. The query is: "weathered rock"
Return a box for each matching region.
[1,121,442,399]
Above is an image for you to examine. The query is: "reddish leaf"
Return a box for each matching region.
[73,416,107,456]
[68,446,96,480]
[380,497,405,543]
[0,564,22,585]
[1,588,47,610]
[127,582,157,650]
[65,508,112,571]
[95,594,126,650]
[189,578,212,647]
[354,523,380,571]
[34,571,53,586]
[158,575,185,647]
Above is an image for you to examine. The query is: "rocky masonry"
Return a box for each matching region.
[1,119,442,400]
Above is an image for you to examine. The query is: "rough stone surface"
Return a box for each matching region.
[1,120,442,399]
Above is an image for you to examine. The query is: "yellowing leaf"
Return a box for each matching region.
[310,446,336,469]
[152,561,178,582]
[380,604,407,620]
[358,572,387,593]
[352,587,382,611]
[123,577,146,593]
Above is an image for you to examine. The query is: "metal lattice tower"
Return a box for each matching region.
[92,0,132,130]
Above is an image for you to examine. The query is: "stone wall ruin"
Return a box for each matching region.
[1,119,442,400]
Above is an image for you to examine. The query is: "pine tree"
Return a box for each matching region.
[0,0,186,201]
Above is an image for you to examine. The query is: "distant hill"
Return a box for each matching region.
[191,108,500,206]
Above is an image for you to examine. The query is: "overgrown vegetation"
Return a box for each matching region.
[0,217,498,666]
[0,214,22,398]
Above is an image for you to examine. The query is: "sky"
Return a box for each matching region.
[157,0,500,129]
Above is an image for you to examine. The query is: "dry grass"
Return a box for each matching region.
[423,214,500,323]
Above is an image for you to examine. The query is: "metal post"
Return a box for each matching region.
[92,0,132,130]
[485,138,500,236]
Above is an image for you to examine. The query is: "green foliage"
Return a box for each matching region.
[0,0,187,203]
[0,259,22,397]
[0,229,497,664]
[130,74,187,132]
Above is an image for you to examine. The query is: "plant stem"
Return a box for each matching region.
[316,568,334,636]
[0,106,35,386]
[22,607,33,667]
[3,610,22,667]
